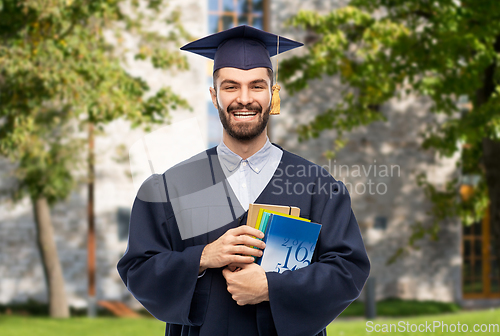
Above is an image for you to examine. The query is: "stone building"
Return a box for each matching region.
[1,0,499,312]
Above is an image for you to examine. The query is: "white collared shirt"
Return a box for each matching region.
[217,138,283,211]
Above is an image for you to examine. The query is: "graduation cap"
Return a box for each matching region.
[181,25,303,115]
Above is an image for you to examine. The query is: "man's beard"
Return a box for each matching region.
[218,100,270,142]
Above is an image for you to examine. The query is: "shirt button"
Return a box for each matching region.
[242,162,247,167]
[255,167,260,172]
[242,183,247,188]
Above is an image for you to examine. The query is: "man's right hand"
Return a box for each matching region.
[199,226,266,273]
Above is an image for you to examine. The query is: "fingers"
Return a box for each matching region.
[220,239,263,257]
[230,255,256,264]
[222,265,244,279]
[232,240,266,257]
[230,225,264,239]
[234,235,266,250]
[219,254,256,270]
[223,262,267,306]
[228,262,247,270]
[201,225,266,270]
[222,267,231,278]
[221,230,265,248]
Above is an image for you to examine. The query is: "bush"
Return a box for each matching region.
[339,298,461,317]
[0,300,48,316]
[0,300,114,317]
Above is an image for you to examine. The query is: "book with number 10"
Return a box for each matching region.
[253,208,322,273]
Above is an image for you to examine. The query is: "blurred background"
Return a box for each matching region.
[1,0,499,334]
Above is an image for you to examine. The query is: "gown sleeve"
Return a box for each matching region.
[266,180,370,336]
[117,175,211,325]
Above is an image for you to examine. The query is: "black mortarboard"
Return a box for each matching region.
[181,25,303,115]
[180,25,303,72]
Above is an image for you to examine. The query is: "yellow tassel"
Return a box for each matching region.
[270,84,281,115]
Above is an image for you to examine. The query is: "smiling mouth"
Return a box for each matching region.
[232,110,258,120]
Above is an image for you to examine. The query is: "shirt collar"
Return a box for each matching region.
[217,138,272,174]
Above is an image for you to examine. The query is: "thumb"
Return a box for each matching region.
[222,267,232,279]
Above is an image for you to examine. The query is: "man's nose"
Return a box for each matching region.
[236,87,253,106]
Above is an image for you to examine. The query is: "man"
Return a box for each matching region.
[118,25,370,336]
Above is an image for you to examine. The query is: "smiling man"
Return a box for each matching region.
[118,25,370,336]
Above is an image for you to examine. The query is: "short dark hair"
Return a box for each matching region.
[213,68,274,90]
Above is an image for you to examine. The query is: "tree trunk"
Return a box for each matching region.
[32,196,70,318]
[482,138,500,279]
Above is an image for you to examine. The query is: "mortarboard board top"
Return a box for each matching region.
[180,25,303,72]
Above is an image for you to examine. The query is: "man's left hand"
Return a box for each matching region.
[222,263,269,306]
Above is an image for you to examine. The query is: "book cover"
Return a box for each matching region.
[256,213,321,273]
[261,209,310,224]
[247,203,300,228]
[247,210,268,250]
[258,211,273,234]
[250,210,271,250]
[255,208,267,231]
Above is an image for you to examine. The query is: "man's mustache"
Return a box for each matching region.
[227,103,262,113]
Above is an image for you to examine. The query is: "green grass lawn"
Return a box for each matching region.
[0,316,165,336]
[1,309,499,336]
[329,308,500,335]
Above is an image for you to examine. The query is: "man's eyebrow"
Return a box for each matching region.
[220,79,240,86]
[250,79,268,85]
[219,79,268,86]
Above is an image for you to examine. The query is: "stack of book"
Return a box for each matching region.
[247,204,322,273]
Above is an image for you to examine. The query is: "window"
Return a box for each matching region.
[373,216,387,230]
[208,0,264,34]
[462,207,500,298]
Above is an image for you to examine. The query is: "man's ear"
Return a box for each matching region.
[209,87,218,110]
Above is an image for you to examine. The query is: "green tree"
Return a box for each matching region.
[0,0,189,317]
[280,1,499,264]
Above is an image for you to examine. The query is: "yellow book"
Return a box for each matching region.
[255,208,266,231]
[262,209,310,222]
[258,210,309,236]
[247,203,300,228]
[249,208,267,250]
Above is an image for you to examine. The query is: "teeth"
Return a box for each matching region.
[234,112,256,116]
[234,115,255,119]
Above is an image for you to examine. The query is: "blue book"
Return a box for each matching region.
[256,213,322,273]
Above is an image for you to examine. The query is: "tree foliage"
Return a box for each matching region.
[0,0,190,203]
[281,0,500,260]
[0,0,190,317]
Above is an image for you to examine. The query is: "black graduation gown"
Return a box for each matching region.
[117,145,370,336]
